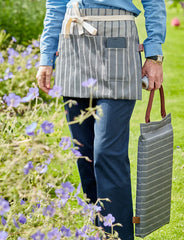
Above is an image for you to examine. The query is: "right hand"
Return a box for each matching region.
[36,66,53,94]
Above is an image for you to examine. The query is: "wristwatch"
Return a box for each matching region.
[146,55,164,64]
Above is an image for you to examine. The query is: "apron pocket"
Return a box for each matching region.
[55,34,107,97]
[104,36,141,83]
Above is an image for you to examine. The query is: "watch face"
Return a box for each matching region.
[157,55,163,62]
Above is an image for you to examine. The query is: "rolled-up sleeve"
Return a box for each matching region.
[141,0,166,57]
[40,0,69,68]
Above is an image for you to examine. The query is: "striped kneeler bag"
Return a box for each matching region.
[133,86,174,238]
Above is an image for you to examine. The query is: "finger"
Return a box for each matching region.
[37,75,45,88]
[142,66,146,78]
[38,80,50,94]
[154,81,161,90]
[45,72,51,89]
[147,78,155,91]
[37,78,49,94]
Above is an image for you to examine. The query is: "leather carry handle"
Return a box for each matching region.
[145,85,167,123]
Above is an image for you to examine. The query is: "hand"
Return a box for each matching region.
[36,66,53,94]
[142,59,163,91]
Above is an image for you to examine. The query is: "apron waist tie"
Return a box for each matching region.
[64,2,135,38]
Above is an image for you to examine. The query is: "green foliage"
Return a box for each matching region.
[0,30,11,50]
[0,0,45,45]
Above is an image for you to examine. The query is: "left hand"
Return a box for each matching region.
[142,59,163,91]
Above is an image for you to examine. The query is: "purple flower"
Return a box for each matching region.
[45,153,53,164]
[32,54,38,60]
[49,153,54,159]
[0,198,10,216]
[74,183,81,197]
[8,72,13,79]
[26,63,32,69]
[0,78,3,82]
[20,199,26,205]
[47,228,61,240]
[27,148,32,153]
[82,78,97,88]
[21,93,34,103]
[42,205,55,217]
[35,164,48,174]
[55,188,69,206]
[76,197,86,207]
[4,93,21,107]
[25,122,37,136]
[8,56,14,65]
[21,51,29,58]
[12,36,17,42]
[35,62,40,68]
[61,182,75,193]
[17,238,26,240]
[47,183,54,188]
[27,58,32,64]
[75,228,87,238]
[31,230,45,240]
[29,87,39,99]
[0,53,4,64]
[37,203,41,208]
[4,75,9,81]
[13,217,20,229]
[33,40,40,48]
[17,66,22,71]
[26,45,32,55]
[71,148,82,157]
[41,121,54,134]
[7,48,19,57]
[59,137,71,150]
[5,68,9,74]
[1,216,6,226]
[0,231,8,240]
[87,237,100,240]
[23,161,34,175]
[45,159,51,165]
[60,226,71,237]
[82,204,94,216]
[103,214,115,227]
[19,214,26,224]
[48,85,62,98]
[93,205,102,213]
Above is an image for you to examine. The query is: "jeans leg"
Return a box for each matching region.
[63,97,97,204]
[94,99,136,240]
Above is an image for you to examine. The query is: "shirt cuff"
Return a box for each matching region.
[143,43,163,58]
[39,53,57,69]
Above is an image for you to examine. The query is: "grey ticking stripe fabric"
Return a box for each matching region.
[55,7,142,100]
[135,113,174,238]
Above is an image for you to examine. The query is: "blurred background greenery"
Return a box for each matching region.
[0,0,45,45]
[0,0,183,46]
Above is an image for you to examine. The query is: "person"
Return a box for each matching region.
[36,0,166,239]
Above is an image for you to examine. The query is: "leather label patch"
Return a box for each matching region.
[132,216,140,224]
[106,37,127,48]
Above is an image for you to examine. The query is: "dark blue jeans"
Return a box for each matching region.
[63,97,136,240]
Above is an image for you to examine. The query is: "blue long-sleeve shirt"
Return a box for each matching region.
[40,0,166,67]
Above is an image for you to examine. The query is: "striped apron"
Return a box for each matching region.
[55,4,142,100]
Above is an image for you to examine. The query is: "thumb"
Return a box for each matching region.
[142,65,147,78]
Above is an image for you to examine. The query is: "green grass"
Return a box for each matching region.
[59,3,184,239]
